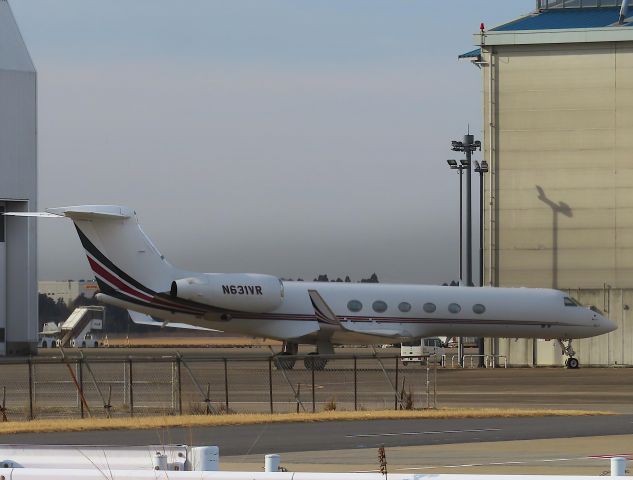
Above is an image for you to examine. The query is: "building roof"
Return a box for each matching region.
[458,48,482,59]
[460,3,633,52]
[492,7,631,31]
[0,0,35,73]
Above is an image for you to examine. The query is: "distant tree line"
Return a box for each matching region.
[280,273,379,283]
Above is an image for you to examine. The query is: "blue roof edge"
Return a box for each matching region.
[458,48,481,59]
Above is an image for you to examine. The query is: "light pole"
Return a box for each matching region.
[446,159,467,282]
[474,160,488,367]
[473,160,489,287]
[451,135,481,287]
[447,159,470,367]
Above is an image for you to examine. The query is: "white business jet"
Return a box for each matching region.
[11,205,616,370]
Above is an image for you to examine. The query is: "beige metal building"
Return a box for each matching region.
[39,280,98,306]
[466,0,633,365]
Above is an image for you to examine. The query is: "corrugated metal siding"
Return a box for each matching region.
[483,42,633,290]
[0,70,36,199]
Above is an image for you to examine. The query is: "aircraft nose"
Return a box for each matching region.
[601,315,617,334]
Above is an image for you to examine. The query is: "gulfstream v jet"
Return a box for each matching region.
[10,205,616,370]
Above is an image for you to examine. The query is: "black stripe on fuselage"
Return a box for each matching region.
[75,224,156,296]
[75,224,219,314]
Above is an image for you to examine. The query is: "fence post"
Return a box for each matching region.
[311,365,315,413]
[27,358,34,420]
[176,357,182,416]
[268,357,273,414]
[122,361,127,406]
[426,364,430,409]
[78,359,84,419]
[433,358,438,408]
[394,356,399,411]
[128,358,134,417]
[223,358,229,412]
[353,356,357,411]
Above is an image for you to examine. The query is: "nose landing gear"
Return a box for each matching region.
[557,339,579,369]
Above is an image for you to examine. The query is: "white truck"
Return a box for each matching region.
[39,322,61,348]
[400,337,445,365]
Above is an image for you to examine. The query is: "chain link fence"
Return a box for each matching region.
[0,353,440,421]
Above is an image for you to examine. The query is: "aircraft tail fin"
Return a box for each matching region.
[47,205,178,296]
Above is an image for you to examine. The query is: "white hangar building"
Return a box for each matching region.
[0,0,37,355]
[464,0,633,366]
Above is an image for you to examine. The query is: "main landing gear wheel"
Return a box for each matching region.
[304,352,327,371]
[273,342,299,370]
[273,354,296,370]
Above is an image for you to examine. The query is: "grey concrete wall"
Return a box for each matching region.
[0,1,37,355]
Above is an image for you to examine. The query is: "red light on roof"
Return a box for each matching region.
[480,23,485,31]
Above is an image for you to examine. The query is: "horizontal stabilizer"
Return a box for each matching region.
[3,211,62,218]
[46,205,133,220]
[4,205,134,220]
[128,311,220,332]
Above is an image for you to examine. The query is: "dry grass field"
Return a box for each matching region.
[0,408,611,435]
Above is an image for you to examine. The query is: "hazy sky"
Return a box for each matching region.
[10,1,529,284]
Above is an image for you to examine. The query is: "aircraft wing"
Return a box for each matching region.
[128,311,221,332]
[307,290,410,339]
[339,323,410,339]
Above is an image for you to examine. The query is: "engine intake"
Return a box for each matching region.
[170,273,283,313]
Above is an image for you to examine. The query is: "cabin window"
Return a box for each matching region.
[590,305,603,314]
[564,297,580,307]
[372,300,388,313]
[398,302,412,313]
[448,303,461,314]
[472,304,486,314]
[347,300,363,312]
[423,302,436,313]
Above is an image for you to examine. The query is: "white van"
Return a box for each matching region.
[401,337,445,365]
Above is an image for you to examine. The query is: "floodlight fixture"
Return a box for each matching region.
[474,160,489,173]
[447,159,458,168]
[460,159,470,167]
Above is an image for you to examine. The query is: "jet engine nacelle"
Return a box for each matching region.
[170,273,284,313]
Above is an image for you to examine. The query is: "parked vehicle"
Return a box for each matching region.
[400,337,445,365]
[38,307,104,349]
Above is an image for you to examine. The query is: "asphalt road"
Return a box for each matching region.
[2,415,632,455]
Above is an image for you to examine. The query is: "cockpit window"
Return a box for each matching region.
[590,305,604,314]
[564,297,582,307]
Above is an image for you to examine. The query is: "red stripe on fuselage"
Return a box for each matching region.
[86,255,207,315]
[87,256,155,303]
